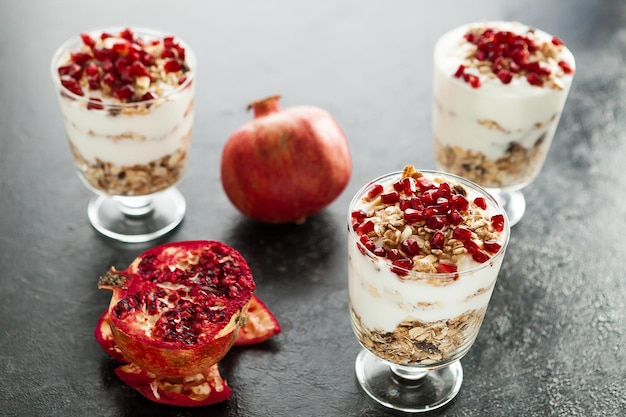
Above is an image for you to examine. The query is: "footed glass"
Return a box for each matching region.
[431,21,575,226]
[50,27,196,243]
[348,169,510,412]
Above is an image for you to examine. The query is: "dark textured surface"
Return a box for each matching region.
[1,1,625,416]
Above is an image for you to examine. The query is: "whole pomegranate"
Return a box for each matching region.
[220,95,352,224]
[95,240,282,406]
[97,240,255,378]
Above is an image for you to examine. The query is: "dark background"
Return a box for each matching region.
[1,1,625,416]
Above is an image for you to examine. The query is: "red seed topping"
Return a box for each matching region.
[57,27,189,105]
[483,240,502,254]
[430,230,445,249]
[473,197,487,210]
[458,26,570,88]
[472,251,490,263]
[367,184,384,199]
[491,214,505,232]
[380,191,400,205]
[353,167,505,277]
[437,263,458,274]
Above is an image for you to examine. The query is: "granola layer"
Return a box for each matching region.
[351,306,486,365]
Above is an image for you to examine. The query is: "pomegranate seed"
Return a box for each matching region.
[558,60,574,74]
[359,235,376,252]
[424,206,445,217]
[400,239,420,256]
[102,72,116,86]
[113,84,135,101]
[454,64,465,78]
[452,227,472,242]
[430,230,445,249]
[420,189,437,206]
[351,210,367,223]
[448,210,464,225]
[87,97,104,110]
[551,36,564,46]
[141,91,156,101]
[391,258,413,276]
[497,70,512,84]
[357,220,375,235]
[473,197,487,210]
[403,208,425,223]
[416,177,435,192]
[386,249,401,261]
[392,180,403,192]
[70,52,91,66]
[464,73,481,88]
[426,215,447,230]
[164,59,182,73]
[435,182,451,199]
[401,177,417,195]
[367,184,383,200]
[437,263,458,274]
[381,191,400,205]
[472,251,490,263]
[464,240,480,254]
[129,61,150,77]
[373,247,386,257]
[60,75,83,96]
[119,28,135,41]
[436,197,450,212]
[451,194,469,211]
[526,72,544,86]
[491,214,505,232]
[161,47,176,59]
[80,33,96,48]
[483,240,502,253]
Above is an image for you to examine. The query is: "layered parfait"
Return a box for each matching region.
[51,27,195,196]
[348,166,509,366]
[432,21,575,189]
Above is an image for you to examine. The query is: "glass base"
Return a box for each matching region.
[355,349,463,413]
[488,188,526,227]
[87,187,186,243]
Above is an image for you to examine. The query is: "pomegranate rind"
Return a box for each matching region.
[234,295,282,346]
[94,310,128,363]
[99,240,255,378]
[115,362,232,407]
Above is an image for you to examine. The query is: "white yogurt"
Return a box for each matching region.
[57,88,194,166]
[432,21,575,167]
[348,170,508,333]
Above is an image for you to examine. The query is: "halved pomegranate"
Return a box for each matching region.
[97,240,256,378]
[234,294,282,346]
[95,240,282,407]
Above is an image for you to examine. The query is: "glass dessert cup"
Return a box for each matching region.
[348,169,510,413]
[431,21,575,226]
[50,27,196,243]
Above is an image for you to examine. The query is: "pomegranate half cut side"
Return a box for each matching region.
[98,240,256,378]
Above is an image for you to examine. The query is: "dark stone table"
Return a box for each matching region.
[1,1,624,416]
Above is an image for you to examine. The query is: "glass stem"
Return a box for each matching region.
[390,364,428,381]
[115,195,155,218]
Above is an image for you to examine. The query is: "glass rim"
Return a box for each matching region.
[347,168,510,279]
[49,26,196,107]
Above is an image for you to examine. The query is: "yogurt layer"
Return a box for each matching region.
[432,21,575,189]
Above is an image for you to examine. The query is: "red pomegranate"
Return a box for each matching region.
[94,240,282,406]
[220,95,352,224]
